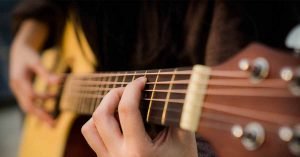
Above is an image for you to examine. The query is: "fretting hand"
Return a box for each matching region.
[82,77,198,157]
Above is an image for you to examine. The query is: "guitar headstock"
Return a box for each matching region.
[198,43,300,157]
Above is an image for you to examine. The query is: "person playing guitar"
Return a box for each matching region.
[10,0,300,157]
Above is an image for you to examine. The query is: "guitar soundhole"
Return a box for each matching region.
[63,116,96,157]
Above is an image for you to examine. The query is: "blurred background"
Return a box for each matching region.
[0,0,23,157]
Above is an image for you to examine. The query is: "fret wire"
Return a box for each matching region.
[88,77,94,113]
[62,78,71,110]
[113,73,119,88]
[121,72,127,87]
[86,77,92,114]
[99,76,108,107]
[146,69,160,122]
[131,71,137,82]
[106,75,110,93]
[100,76,106,103]
[76,79,81,113]
[77,80,82,111]
[84,77,91,113]
[96,78,103,104]
[106,73,112,94]
[82,79,86,113]
[90,77,96,113]
[82,77,88,113]
[89,96,93,114]
[162,69,177,124]
[74,79,80,112]
[87,77,93,113]
[77,78,83,112]
[101,76,106,95]
[92,76,99,113]
[70,79,76,111]
[82,86,94,112]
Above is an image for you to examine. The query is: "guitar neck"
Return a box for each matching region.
[60,66,197,128]
[55,44,300,156]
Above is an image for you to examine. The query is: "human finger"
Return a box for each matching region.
[32,107,55,126]
[118,77,150,144]
[82,119,108,156]
[169,127,198,156]
[15,79,54,125]
[33,92,57,100]
[29,61,60,84]
[92,88,124,149]
[170,127,196,143]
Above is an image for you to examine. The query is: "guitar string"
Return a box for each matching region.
[65,78,288,89]
[62,73,294,98]
[59,78,298,125]
[141,103,300,125]
[142,110,280,134]
[60,105,238,134]
[61,92,300,125]
[48,70,296,135]
[67,69,249,78]
[63,86,294,98]
[61,74,293,98]
[60,103,281,134]
[56,73,298,127]
[59,92,294,136]
[157,114,279,134]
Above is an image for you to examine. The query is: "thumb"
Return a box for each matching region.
[29,60,59,84]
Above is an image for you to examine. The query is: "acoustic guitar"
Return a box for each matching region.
[18,18,300,157]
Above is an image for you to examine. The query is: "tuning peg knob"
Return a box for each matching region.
[231,122,265,151]
[286,24,300,57]
[250,58,269,83]
[279,125,300,156]
[241,122,265,151]
[289,130,300,156]
[288,67,300,96]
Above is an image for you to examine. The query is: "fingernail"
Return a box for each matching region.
[137,77,147,83]
[47,121,55,128]
[48,75,59,83]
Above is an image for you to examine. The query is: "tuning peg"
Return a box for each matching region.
[238,57,270,83]
[279,125,300,156]
[250,58,269,83]
[231,122,265,151]
[288,67,300,96]
[289,126,300,156]
[286,24,300,57]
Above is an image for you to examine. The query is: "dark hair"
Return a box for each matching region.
[73,1,216,70]
[13,0,300,70]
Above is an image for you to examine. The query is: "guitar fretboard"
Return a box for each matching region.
[60,67,193,126]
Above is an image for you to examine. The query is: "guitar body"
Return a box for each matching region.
[18,19,97,157]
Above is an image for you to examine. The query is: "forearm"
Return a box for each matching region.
[11,19,49,52]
